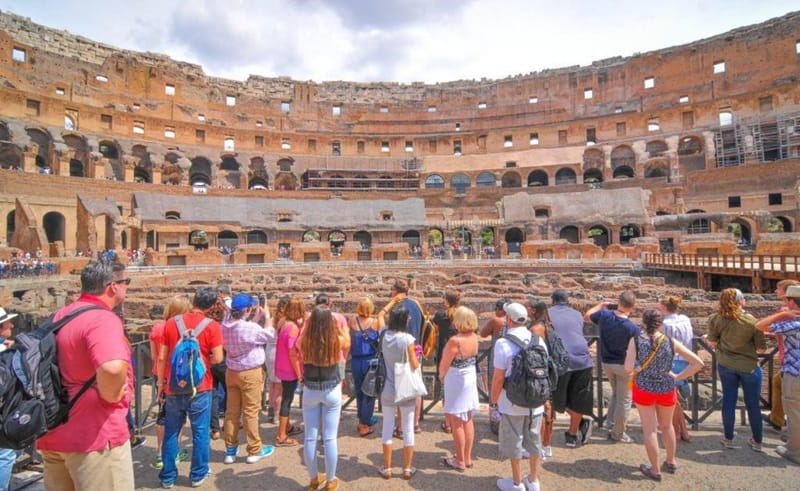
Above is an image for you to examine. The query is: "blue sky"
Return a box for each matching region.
[1,0,797,83]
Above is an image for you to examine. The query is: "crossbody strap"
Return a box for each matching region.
[636,334,666,373]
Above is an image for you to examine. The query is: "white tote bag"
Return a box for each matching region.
[394,338,428,403]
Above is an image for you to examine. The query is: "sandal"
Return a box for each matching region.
[442,456,465,472]
[679,432,692,443]
[288,424,304,436]
[392,428,403,439]
[441,422,452,434]
[378,467,392,480]
[639,464,662,482]
[414,425,421,434]
[358,425,375,438]
[402,467,417,480]
[210,430,221,441]
[275,436,300,447]
[661,461,678,474]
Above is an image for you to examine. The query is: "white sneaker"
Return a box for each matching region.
[223,446,238,464]
[497,477,525,491]
[523,476,541,491]
[521,448,530,458]
[541,446,552,459]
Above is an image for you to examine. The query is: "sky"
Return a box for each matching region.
[1,0,798,84]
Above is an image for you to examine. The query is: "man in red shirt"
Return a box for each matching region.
[157,287,224,489]
[36,261,134,491]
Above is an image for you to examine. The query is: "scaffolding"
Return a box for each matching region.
[714,111,800,167]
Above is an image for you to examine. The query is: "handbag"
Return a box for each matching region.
[360,331,386,398]
[394,338,428,403]
[629,334,666,389]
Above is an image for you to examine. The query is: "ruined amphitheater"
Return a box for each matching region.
[1,10,800,329]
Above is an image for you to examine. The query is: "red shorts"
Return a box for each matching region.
[632,384,677,407]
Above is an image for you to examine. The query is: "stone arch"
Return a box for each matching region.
[133,145,153,170]
[303,230,320,242]
[505,227,524,253]
[248,177,268,190]
[612,165,635,179]
[134,167,151,183]
[190,157,213,186]
[582,147,605,169]
[274,172,297,190]
[26,127,53,170]
[6,210,14,244]
[43,211,65,243]
[644,158,669,178]
[528,170,548,187]
[587,224,610,248]
[428,228,444,247]
[480,227,495,246]
[451,173,470,192]
[0,137,22,169]
[425,174,445,189]
[559,225,580,243]
[611,145,636,169]
[453,226,472,246]
[728,217,754,245]
[646,140,668,158]
[218,230,239,250]
[161,153,183,184]
[678,135,706,172]
[220,156,240,171]
[189,230,209,249]
[98,139,123,180]
[246,230,268,244]
[768,216,792,233]
[555,167,577,185]
[328,230,346,246]
[583,168,603,183]
[63,133,88,176]
[277,158,294,172]
[476,172,495,187]
[354,230,372,249]
[402,230,420,247]
[501,171,521,188]
[620,224,641,244]
[0,121,11,141]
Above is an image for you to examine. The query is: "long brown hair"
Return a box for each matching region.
[299,307,341,366]
[283,296,306,325]
[717,288,742,320]
[444,289,460,320]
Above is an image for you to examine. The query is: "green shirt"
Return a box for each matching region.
[707,312,766,373]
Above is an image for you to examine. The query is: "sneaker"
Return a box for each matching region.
[609,432,635,443]
[496,477,525,491]
[522,476,541,491]
[776,445,800,465]
[176,448,189,464]
[762,413,782,431]
[748,438,762,453]
[191,471,211,488]
[541,446,552,459]
[564,432,578,448]
[153,455,163,469]
[160,481,174,489]
[224,446,239,464]
[579,417,592,445]
[720,438,737,449]
[130,435,146,450]
[246,445,275,464]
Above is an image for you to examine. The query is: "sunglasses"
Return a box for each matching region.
[109,278,132,286]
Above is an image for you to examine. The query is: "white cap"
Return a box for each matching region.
[0,308,18,324]
[503,302,528,324]
[785,284,800,299]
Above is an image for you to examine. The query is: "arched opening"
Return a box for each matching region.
[728,220,752,246]
[425,174,445,189]
[6,210,15,244]
[0,142,21,170]
[121,230,127,250]
[189,230,209,250]
[218,230,239,251]
[43,211,65,243]
[190,157,213,186]
[98,139,123,180]
[644,160,669,178]
[161,152,182,185]
[248,177,268,190]
[480,227,497,257]
[587,225,609,248]
[354,230,372,249]
[250,157,267,173]
[559,226,579,244]
[611,145,636,170]
[274,172,297,190]
[476,172,495,187]
[402,230,420,248]
[220,156,240,171]
[329,230,346,255]
[303,230,320,242]
[527,170,548,187]
[26,128,52,171]
[768,216,792,233]
[134,167,151,183]
[501,171,521,188]
[505,228,524,253]
[377,175,393,189]
[555,168,577,185]
[620,224,641,244]
[451,173,470,193]
[646,140,668,158]
[69,159,84,177]
[582,148,605,169]
[428,228,444,247]
[688,218,710,234]
[453,227,472,250]
[133,145,153,170]
[246,230,268,244]
[678,136,705,172]
[583,168,603,184]
[612,166,635,179]
[63,134,88,176]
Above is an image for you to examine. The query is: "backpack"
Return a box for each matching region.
[545,324,570,377]
[407,298,437,360]
[168,315,213,397]
[502,333,556,409]
[0,305,102,449]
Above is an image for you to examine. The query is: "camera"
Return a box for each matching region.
[606,303,619,310]
[258,293,267,307]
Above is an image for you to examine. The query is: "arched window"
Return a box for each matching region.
[425,174,445,189]
[587,225,609,248]
[611,145,635,169]
[427,228,444,247]
[768,216,792,233]
[303,230,320,242]
[613,166,635,179]
[43,211,65,243]
[582,148,604,169]
[402,230,420,247]
[505,228,524,253]
[354,230,372,249]
[189,230,209,249]
[501,172,521,188]
[645,140,668,158]
[583,168,603,183]
[220,157,239,171]
[528,170,548,187]
[451,173,470,193]
[555,168,576,185]
[559,226,579,243]
[620,224,641,244]
[247,230,268,244]
[218,230,239,250]
[476,172,495,187]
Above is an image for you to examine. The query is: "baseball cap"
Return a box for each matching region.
[230,293,257,311]
[503,302,528,324]
[0,308,18,324]
[785,284,800,298]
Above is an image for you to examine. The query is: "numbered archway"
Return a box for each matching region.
[402,230,421,247]
[620,224,641,244]
[218,230,239,250]
[505,228,524,253]
[354,230,372,249]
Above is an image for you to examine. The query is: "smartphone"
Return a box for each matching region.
[606,303,619,310]
[258,293,267,307]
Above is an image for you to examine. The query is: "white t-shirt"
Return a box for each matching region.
[493,326,546,417]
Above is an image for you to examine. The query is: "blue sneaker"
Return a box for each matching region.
[224,446,238,464]
[246,445,275,464]
[368,416,379,426]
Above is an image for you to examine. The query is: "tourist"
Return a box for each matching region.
[36,262,135,491]
[755,284,800,465]
[157,287,224,488]
[348,297,380,437]
[625,309,703,481]
[274,296,305,446]
[149,294,192,469]
[707,288,766,451]
[298,307,349,490]
[378,305,420,480]
[0,307,19,491]
[659,295,695,442]
[548,289,594,450]
[264,295,289,422]
[378,279,424,436]
[491,302,544,491]
[433,288,461,433]
[479,298,509,434]
[438,306,480,472]
[204,291,230,441]
[526,299,554,458]
[585,291,640,443]
[762,279,800,433]
[314,293,351,389]
[221,293,275,464]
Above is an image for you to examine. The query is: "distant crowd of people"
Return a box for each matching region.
[0,250,55,278]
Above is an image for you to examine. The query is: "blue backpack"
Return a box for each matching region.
[168,315,212,396]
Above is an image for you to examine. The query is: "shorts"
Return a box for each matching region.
[498,413,543,460]
[632,384,677,407]
[551,367,593,415]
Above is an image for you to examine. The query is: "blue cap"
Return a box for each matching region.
[231,293,257,311]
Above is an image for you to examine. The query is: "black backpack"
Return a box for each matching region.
[0,306,102,449]
[545,324,570,378]
[502,333,557,410]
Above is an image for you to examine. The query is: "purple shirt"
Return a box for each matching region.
[222,318,274,371]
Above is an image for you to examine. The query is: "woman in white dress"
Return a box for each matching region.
[438,306,481,471]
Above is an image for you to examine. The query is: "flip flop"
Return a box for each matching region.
[288,424,304,436]
[441,422,452,434]
[402,467,417,480]
[639,464,662,482]
[442,456,465,472]
[275,436,300,447]
[359,427,375,437]
[414,425,422,434]
[393,428,403,439]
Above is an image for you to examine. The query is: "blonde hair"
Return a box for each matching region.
[356,297,374,317]
[163,294,192,320]
[452,306,478,333]
[661,295,682,313]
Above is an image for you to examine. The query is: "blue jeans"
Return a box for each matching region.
[351,357,376,425]
[302,385,342,481]
[671,359,691,398]
[718,363,763,443]
[0,448,18,491]
[159,391,212,485]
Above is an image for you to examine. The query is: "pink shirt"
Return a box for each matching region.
[275,320,301,381]
[37,295,134,453]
